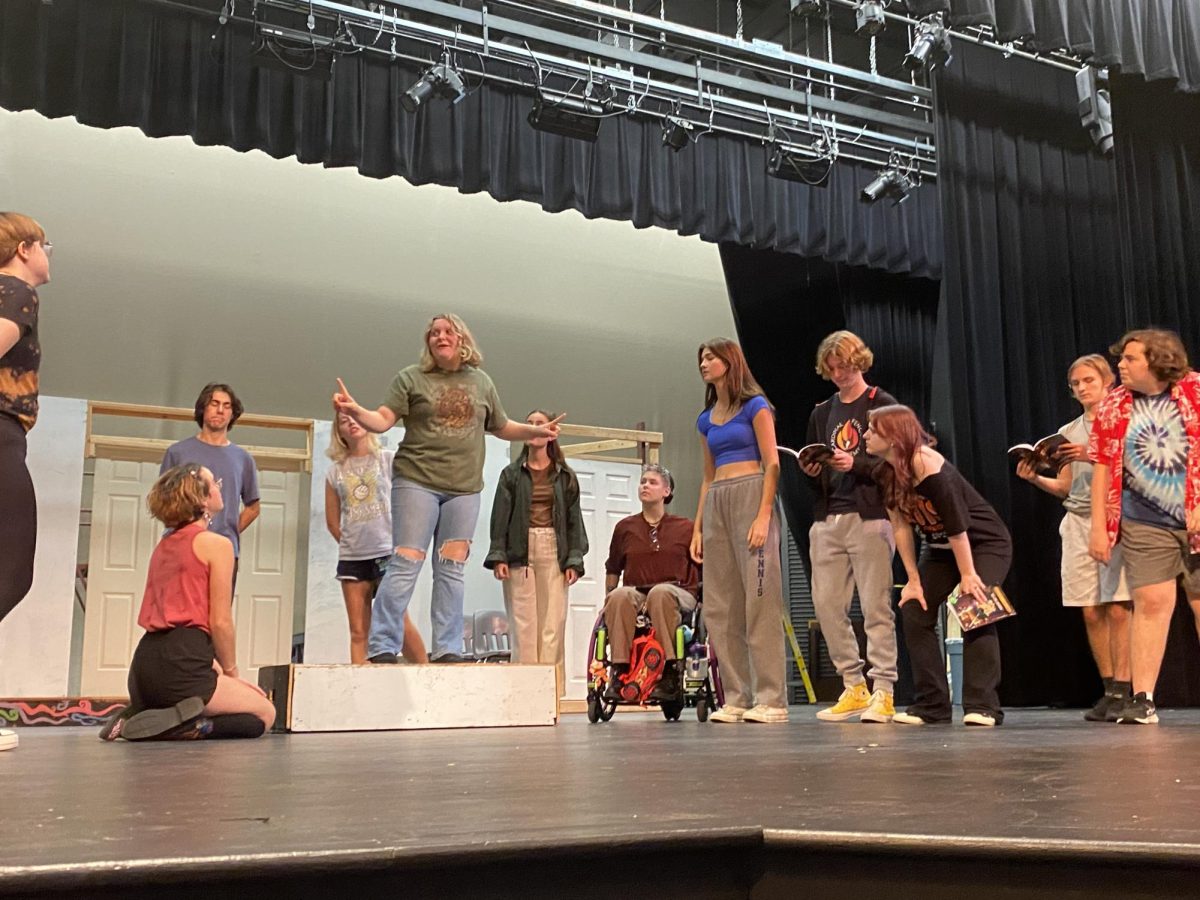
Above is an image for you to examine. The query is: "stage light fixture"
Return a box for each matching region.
[904,15,952,74]
[527,98,602,142]
[1075,66,1114,156]
[860,158,914,205]
[661,115,693,152]
[855,1,886,37]
[766,138,834,186]
[401,62,467,114]
[790,0,826,18]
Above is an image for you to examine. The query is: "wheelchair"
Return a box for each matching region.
[585,595,723,723]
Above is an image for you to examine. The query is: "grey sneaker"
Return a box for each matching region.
[123,697,206,741]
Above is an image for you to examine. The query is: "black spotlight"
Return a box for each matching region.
[855,0,886,36]
[860,162,914,205]
[401,63,467,114]
[904,15,952,73]
[661,115,692,152]
[790,0,826,17]
[527,98,602,142]
[1075,66,1114,156]
[767,139,834,186]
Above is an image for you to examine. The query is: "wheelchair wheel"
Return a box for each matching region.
[587,695,601,723]
[599,698,617,722]
[660,700,683,721]
[696,700,709,722]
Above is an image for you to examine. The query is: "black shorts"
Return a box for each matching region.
[127,627,219,711]
[336,556,388,582]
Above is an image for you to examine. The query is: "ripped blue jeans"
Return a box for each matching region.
[366,478,482,660]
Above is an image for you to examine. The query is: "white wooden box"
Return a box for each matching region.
[259,664,558,732]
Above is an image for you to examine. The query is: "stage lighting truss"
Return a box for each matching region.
[860,149,919,206]
[191,0,938,178]
[904,14,952,75]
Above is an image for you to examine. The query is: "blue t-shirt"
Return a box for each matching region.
[161,437,260,556]
[697,395,771,467]
[1122,392,1187,529]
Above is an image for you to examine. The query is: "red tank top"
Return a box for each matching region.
[138,521,213,634]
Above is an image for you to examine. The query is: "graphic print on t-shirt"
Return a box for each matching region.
[1123,393,1187,527]
[907,494,947,544]
[830,417,864,455]
[433,385,477,436]
[342,459,386,525]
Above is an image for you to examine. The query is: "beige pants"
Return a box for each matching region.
[603,584,697,663]
[502,528,568,696]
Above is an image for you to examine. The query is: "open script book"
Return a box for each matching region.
[1007,433,1069,478]
[778,444,835,467]
[947,583,1016,632]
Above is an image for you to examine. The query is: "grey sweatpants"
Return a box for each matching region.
[809,513,898,691]
[702,474,787,709]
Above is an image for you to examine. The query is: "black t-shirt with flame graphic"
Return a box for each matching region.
[909,463,1010,554]
[0,274,39,431]
[822,386,896,516]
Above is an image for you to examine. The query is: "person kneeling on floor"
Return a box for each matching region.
[100,464,276,742]
[601,464,700,703]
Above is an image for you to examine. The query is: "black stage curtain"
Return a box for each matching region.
[906,0,1200,92]
[933,39,1131,707]
[0,0,942,277]
[1111,77,1200,705]
[719,245,939,573]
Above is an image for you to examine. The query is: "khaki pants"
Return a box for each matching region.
[809,512,897,691]
[502,528,568,696]
[603,584,696,663]
[702,474,787,709]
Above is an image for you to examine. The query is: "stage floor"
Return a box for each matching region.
[4,708,1200,897]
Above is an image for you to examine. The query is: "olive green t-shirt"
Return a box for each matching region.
[382,364,509,494]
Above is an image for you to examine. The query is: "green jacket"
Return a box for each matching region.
[484,454,588,576]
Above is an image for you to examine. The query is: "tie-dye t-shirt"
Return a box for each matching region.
[1122,391,1187,529]
[382,364,509,494]
[0,274,39,431]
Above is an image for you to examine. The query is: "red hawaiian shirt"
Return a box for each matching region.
[1088,372,1200,554]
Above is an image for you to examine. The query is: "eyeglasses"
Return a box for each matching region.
[42,241,53,259]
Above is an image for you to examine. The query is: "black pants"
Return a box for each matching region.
[0,415,36,624]
[901,548,1011,723]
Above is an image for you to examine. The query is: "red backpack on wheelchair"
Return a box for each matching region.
[617,628,666,703]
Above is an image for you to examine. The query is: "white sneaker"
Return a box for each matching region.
[963,712,996,727]
[0,728,18,751]
[892,712,926,725]
[710,705,747,723]
[743,705,789,724]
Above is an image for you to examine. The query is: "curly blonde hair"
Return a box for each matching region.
[815,331,874,378]
[419,313,483,371]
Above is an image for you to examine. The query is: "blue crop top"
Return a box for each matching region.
[697,395,771,467]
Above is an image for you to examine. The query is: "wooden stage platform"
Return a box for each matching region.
[3,708,1200,899]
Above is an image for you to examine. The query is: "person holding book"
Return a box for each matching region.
[601,463,700,702]
[485,409,588,698]
[1015,354,1131,721]
[866,404,1012,726]
[800,331,899,724]
[692,338,787,723]
[1088,329,1200,726]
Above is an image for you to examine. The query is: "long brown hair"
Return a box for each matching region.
[1110,328,1191,385]
[698,338,770,412]
[868,404,935,517]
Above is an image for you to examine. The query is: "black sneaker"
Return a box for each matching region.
[649,668,683,703]
[431,653,469,664]
[368,652,400,664]
[1105,682,1132,722]
[603,666,628,702]
[1116,692,1158,725]
[1084,694,1114,722]
[98,706,134,741]
[123,697,206,741]
[159,716,215,741]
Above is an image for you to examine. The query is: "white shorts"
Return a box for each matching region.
[1059,512,1130,607]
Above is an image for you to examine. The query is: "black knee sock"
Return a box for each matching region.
[208,714,267,739]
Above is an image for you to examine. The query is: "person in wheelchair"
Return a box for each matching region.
[602,463,700,703]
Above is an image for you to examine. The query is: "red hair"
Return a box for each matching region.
[868,404,935,517]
